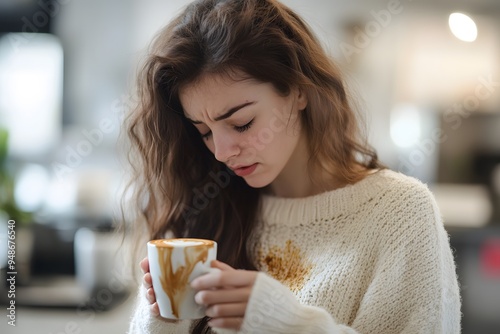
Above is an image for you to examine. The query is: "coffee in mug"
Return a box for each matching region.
[147,238,217,319]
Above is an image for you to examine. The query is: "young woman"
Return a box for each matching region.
[126,0,461,333]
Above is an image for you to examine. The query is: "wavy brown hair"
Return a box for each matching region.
[124,0,382,332]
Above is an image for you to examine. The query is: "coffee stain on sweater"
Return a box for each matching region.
[258,240,313,292]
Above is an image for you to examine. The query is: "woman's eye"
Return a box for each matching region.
[200,119,254,140]
[234,119,254,133]
[201,131,212,140]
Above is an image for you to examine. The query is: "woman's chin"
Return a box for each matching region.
[242,174,272,189]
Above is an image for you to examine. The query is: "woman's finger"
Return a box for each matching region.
[140,257,149,274]
[150,302,160,317]
[146,287,156,304]
[195,287,251,305]
[208,317,244,330]
[206,302,247,318]
[143,273,152,289]
[192,270,257,289]
[211,260,234,271]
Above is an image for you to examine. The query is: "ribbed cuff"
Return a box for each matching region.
[240,273,340,334]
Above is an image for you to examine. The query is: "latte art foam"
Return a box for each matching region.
[167,240,205,246]
[149,238,213,247]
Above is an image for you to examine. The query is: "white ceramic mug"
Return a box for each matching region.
[147,238,217,319]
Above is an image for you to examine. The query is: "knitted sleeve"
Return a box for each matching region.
[351,184,461,333]
[128,285,238,334]
[237,184,461,334]
[238,272,351,334]
[127,285,192,333]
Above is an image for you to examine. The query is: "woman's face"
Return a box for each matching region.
[179,73,308,188]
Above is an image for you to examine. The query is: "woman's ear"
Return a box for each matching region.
[296,88,308,111]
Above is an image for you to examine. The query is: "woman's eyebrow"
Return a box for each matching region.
[186,101,255,124]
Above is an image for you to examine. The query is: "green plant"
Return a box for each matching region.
[0,128,32,225]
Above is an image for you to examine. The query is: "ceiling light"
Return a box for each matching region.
[449,13,477,42]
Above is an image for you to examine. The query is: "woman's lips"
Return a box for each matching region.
[232,163,258,177]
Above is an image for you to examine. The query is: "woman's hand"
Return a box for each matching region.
[140,257,162,316]
[191,260,258,330]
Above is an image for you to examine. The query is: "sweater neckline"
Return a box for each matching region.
[260,169,387,226]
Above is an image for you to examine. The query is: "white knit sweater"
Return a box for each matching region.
[128,169,461,333]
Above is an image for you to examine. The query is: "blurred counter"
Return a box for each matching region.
[1,290,136,334]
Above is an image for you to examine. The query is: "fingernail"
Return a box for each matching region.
[194,292,203,305]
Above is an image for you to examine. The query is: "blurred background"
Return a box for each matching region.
[0,0,499,333]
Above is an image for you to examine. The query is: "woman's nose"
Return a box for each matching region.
[212,131,240,163]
